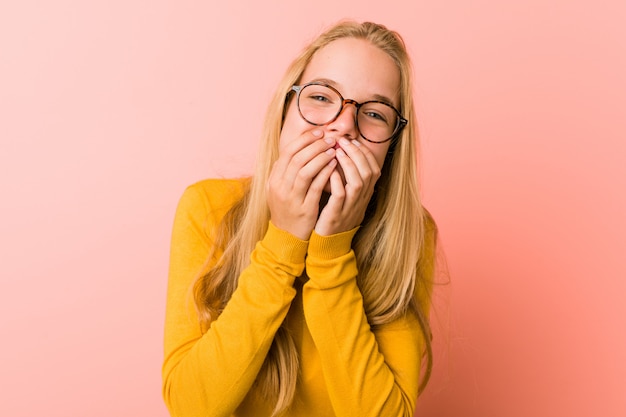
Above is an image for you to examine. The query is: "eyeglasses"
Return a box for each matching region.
[290,82,407,144]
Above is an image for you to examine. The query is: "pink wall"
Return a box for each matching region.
[1,1,624,416]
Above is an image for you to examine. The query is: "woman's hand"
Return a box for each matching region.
[314,138,381,236]
[267,129,337,240]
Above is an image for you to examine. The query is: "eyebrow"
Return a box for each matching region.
[307,77,397,106]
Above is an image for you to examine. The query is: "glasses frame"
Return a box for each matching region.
[290,82,408,144]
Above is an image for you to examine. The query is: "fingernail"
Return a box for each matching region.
[325,148,335,155]
[340,138,350,146]
[324,137,334,144]
[312,129,322,137]
[351,140,361,147]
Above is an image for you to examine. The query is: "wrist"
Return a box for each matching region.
[262,221,310,262]
[308,226,359,259]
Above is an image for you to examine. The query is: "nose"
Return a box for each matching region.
[326,100,359,140]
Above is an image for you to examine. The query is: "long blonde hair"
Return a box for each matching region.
[194,21,435,416]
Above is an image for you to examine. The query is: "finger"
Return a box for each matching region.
[272,129,327,181]
[315,169,346,235]
[351,140,381,177]
[292,147,336,196]
[268,131,331,204]
[281,129,326,161]
[325,169,346,211]
[282,135,336,189]
[304,158,337,206]
[338,139,380,186]
[335,147,364,201]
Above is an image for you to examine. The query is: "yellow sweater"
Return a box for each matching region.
[163,179,433,417]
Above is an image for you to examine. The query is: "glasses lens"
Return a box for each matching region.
[296,83,402,143]
[358,102,399,143]
[298,84,342,125]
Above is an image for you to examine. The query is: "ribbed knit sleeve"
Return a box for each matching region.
[302,229,427,417]
[162,180,308,417]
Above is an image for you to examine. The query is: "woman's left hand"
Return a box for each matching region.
[314,138,381,236]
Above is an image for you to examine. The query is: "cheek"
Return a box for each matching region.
[363,142,391,170]
[279,102,306,149]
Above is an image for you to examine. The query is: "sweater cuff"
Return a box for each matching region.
[308,226,359,260]
[260,221,309,264]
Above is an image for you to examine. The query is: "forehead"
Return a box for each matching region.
[300,38,401,105]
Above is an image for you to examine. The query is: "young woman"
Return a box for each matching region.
[162,21,437,417]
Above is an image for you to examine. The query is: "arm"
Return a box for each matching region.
[302,228,429,417]
[162,182,308,417]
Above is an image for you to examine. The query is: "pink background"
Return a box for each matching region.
[1,1,625,416]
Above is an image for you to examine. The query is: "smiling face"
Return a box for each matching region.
[279,37,401,170]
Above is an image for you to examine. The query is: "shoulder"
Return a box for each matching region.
[181,178,248,209]
[174,178,250,228]
[183,178,248,206]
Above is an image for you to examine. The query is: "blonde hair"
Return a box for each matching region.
[194,21,435,416]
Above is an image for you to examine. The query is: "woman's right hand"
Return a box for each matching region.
[267,129,337,240]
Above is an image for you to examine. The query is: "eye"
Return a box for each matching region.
[363,110,387,122]
[360,102,396,126]
[301,84,340,106]
[302,90,337,108]
[362,109,391,126]
[310,94,332,103]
